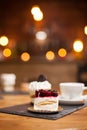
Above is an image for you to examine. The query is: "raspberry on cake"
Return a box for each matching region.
[34,89,59,111]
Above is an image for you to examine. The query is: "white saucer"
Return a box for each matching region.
[59,95,87,105]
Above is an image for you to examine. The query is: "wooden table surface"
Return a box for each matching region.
[0,92,87,130]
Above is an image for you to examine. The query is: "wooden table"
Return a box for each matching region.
[0,93,87,130]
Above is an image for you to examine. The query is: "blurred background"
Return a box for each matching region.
[0,0,87,89]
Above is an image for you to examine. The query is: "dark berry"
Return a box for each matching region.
[51,91,58,97]
[46,91,51,96]
[35,89,58,97]
[37,74,47,82]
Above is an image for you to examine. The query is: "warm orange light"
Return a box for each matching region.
[3,48,11,57]
[84,26,87,35]
[58,48,67,58]
[33,10,43,21]
[21,52,30,62]
[73,40,83,52]
[31,5,40,15]
[46,51,55,61]
[31,5,43,21]
[0,36,8,46]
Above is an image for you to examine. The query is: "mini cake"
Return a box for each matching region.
[34,89,59,111]
[28,75,51,102]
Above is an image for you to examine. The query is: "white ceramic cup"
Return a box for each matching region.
[0,73,16,92]
[59,82,87,99]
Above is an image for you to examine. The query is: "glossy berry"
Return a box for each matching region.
[35,89,58,97]
[51,91,58,97]
[37,74,47,82]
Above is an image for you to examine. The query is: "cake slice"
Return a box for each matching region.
[28,74,51,103]
[34,89,59,111]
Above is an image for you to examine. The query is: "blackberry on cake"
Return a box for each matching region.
[37,74,47,82]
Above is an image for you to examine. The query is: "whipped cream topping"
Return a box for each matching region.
[28,81,51,95]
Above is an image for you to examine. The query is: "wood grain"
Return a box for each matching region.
[0,93,87,130]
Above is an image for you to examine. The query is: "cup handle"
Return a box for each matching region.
[83,86,87,90]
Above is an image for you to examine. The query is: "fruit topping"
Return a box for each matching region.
[35,89,58,97]
[37,74,47,82]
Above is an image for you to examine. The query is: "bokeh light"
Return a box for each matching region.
[31,5,40,15]
[58,48,67,58]
[84,26,87,35]
[0,36,8,46]
[21,52,30,62]
[33,11,43,21]
[3,48,11,57]
[46,51,55,61]
[31,5,43,21]
[73,40,83,52]
[35,31,47,40]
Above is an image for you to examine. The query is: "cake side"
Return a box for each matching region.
[34,97,59,111]
[34,89,59,111]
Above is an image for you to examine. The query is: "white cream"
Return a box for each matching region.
[28,81,51,96]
